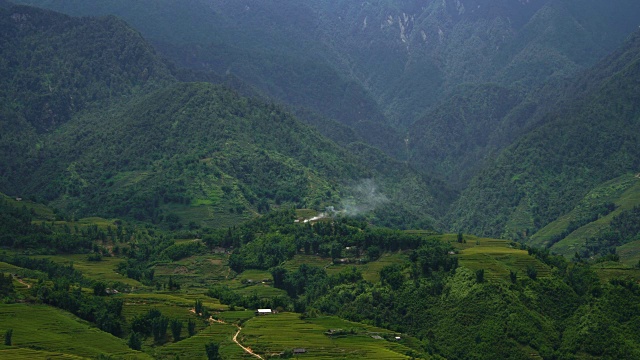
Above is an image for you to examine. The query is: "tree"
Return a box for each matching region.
[93,281,107,296]
[152,316,169,343]
[509,270,518,284]
[127,331,141,351]
[366,245,381,261]
[457,232,464,243]
[270,266,288,288]
[380,264,404,290]
[170,319,182,342]
[4,328,12,346]
[188,318,196,337]
[194,299,204,315]
[476,269,485,283]
[205,342,221,360]
[526,265,538,280]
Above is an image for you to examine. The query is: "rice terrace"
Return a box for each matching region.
[2,1,640,359]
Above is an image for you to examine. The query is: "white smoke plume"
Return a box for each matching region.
[341,179,389,216]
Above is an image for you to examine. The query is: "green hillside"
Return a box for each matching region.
[2,192,640,359]
[449,29,640,240]
[0,304,151,359]
[3,3,640,360]
[0,4,443,230]
[528,174,640,259]
[0,4,173,197]
[18,81,441,229]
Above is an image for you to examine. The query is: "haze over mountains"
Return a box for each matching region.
[2,0,640,253]
[2,2,640,359]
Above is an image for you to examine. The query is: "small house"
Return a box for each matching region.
[256,309,273,315]
[293,348,307,354]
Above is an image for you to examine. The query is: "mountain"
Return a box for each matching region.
[0,4,173,196]
[449,29,640,239]
[14,1,640,190]
[528,174,640,261]
[25,81,443,229]
[11,0,405,157]
[0,4,444,230]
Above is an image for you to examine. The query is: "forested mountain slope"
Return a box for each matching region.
[0,4,444,230]
[15,0,640,164]
[25,82,442,229]
[449,30,640,239]
[0,4,173,195]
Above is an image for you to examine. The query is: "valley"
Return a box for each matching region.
[1,1,640,359]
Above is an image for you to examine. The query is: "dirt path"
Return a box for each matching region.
[233,325,263,360]
[203,313,263,359]
[12,275,31,289]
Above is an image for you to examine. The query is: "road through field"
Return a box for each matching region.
[233,325,263,359]
[199,310,263,359]
[13,275,31,288]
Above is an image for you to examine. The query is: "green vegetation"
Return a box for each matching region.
[451,30,640,240]
[0,304,150,359]
[2,2,640,360]
[241,313,420,359]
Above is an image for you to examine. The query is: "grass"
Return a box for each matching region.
[154,321,244,359]
[529,174,640,257]
[617,240,640,266]
[326,252,409,283]
[431,234,551,281]
[0,347,87,359]
[33,254,143,287]
[1,193,55,221]
[154,254,231,291]
[239,312,424,359]
[0,303,151,359]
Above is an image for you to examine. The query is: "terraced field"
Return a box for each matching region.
[591,261,640,283]
[156,321,246,359]
[33,254,143,287]
[154,254,231,290]
[326,252,409,283]
[239,312,424,359]
[0,304,150,359]
[448,236,551,281]
[617,240,640,266]
[120,293,223,332]
[531,174,640,258]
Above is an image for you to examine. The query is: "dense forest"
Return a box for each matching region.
[1,1,640,359]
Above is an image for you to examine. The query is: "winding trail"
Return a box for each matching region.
[199,309,263,359]
[233,325,263,360]
[12,275,31,289]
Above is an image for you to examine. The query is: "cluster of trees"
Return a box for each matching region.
[209,208,450,273]
[129,308,197,347]
[584,205,640,257]
[546,202,617,247]
[0,199,94,253]
[0,273,14,299]
[451,31,640,239]
[33,279,125,336]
